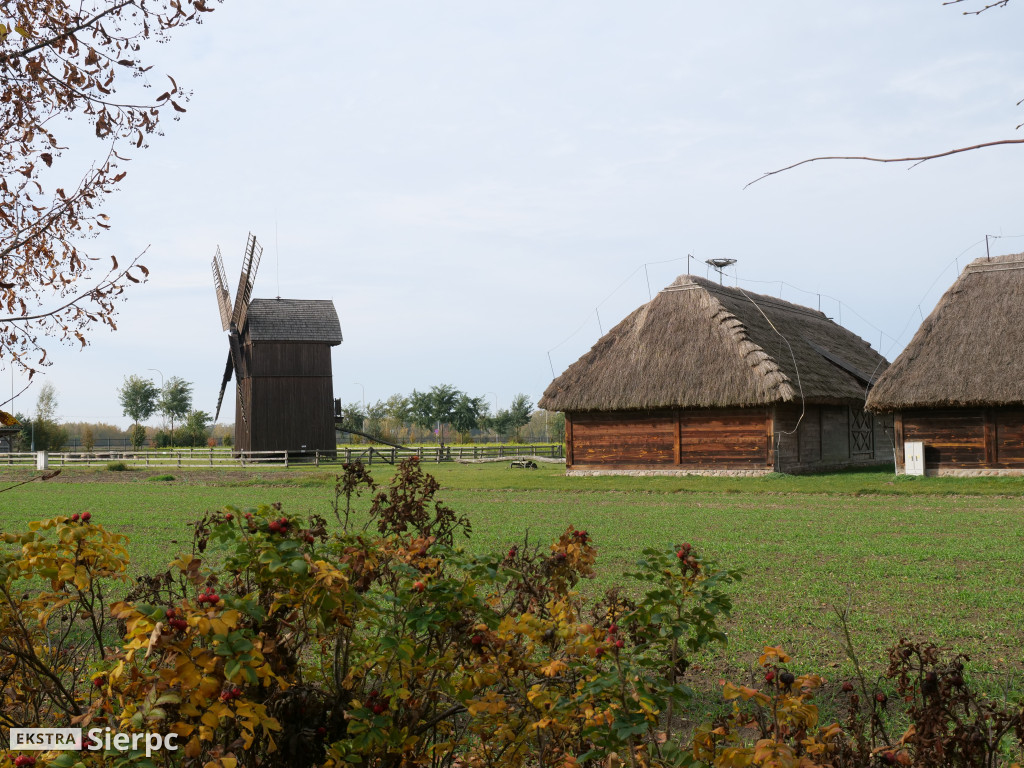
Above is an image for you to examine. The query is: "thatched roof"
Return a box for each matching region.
[866,252,1024,410]
[539,275,887,412]
[245,299,343,344]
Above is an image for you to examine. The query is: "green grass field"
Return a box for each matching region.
[2,462,1023,700]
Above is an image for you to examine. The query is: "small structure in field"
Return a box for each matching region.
[212,235,343,454]
[866,252,1024,476]
[540,275,891,475]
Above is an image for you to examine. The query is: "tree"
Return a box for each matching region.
[409,385,461,446]
[487,409,513,441]
[338,402,365,434]
[159,377,193,436]
[507,393,534,443]
[450,394,486,443]
[118,375,158,434]
[177,409,211,447]
[383,394,411,441]
[365,399,388,437]
[750,0,1023,185]
[33,382,68,450]
[0,1,219,375]
[81,425,95,452]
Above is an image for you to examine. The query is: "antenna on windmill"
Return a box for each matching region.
[705,258,737,285]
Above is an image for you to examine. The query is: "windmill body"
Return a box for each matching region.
[213,236,343,454]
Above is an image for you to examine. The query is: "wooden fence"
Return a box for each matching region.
[338,444,565,465]
[0,444,565,469]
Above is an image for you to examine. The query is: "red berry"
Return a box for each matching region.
[166,608,176,618]
[70,513,80,522]
[14,756,36,767]
[413,581,425,593]
[304,533,315,543]
[875,692,887,704]
[470,634,483,645]
[81,511,92,522]
[614,639,624,649]
[764,671,776,683]
[676,550,685,559]
[842,681,854,692]
[372,703,385,715]
[316,726,326,736]
[93,676,104,688]
[225,513,233,521]
[594,646,605,658]
[369,690,378,698]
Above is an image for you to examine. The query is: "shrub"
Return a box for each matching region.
[148,474,175,482]
[0,458,741,768]
[106,460,130,471]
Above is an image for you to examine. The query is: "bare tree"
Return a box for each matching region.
[0,1,220,376]
[749,0,1021,186]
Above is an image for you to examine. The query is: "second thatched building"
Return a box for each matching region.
[540,275,892,475]
[866,253,1024,476]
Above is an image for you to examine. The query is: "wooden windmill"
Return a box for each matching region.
[212,234,343,453]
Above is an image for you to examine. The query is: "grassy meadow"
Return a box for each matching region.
[2,460,1023,702]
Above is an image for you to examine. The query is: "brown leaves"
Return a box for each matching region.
[0,0,217,375]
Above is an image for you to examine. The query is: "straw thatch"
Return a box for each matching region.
[539,275,887,412]
[867,252,1024,410]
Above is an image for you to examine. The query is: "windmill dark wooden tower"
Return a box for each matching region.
[212,234,343,453]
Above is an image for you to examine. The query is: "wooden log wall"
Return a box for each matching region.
[566,408,771,470]
[900,408,1024,470]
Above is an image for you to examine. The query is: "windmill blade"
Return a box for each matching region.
[211,246,233,332]
[231,233,263,331]
[213,351,233,423]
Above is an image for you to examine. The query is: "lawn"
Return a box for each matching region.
[2,461,1023,699]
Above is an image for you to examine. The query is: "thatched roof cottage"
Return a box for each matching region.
[540,275,892,475]
[866,252,1024,476]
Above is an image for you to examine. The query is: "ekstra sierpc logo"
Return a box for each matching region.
[10,728,178,757]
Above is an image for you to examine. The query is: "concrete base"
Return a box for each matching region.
[566,468,773,477]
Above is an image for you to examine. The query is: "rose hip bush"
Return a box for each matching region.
[0,458,741,767]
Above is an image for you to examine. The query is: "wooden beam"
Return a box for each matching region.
[985,408,997,465]
[894,412,904,471]
[565,414,574,468]
[766,408,775,469]
[674,408,682,465]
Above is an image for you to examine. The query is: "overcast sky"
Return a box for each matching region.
[8,1,1024,427]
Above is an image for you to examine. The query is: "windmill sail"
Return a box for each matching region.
[213,351,233,423]
[211,247,233,332]
[231,233,262,332]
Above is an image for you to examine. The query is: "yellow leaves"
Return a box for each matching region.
[759,645,791,666]
[466,692,507,717]
[722,681,771,707]
[540,659,568,678]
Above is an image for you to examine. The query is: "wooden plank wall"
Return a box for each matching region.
[901,408,985,469]
[237,340,337,453]
[774,404,892,473]
[567,408,770,470]
[901,408,1024,470]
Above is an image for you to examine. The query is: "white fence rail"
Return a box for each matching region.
[0,443,565,469]
[0,450,293,468]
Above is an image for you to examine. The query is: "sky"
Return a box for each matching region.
[7,0,1024,427]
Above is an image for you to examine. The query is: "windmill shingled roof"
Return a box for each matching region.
[245,299,343,344]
